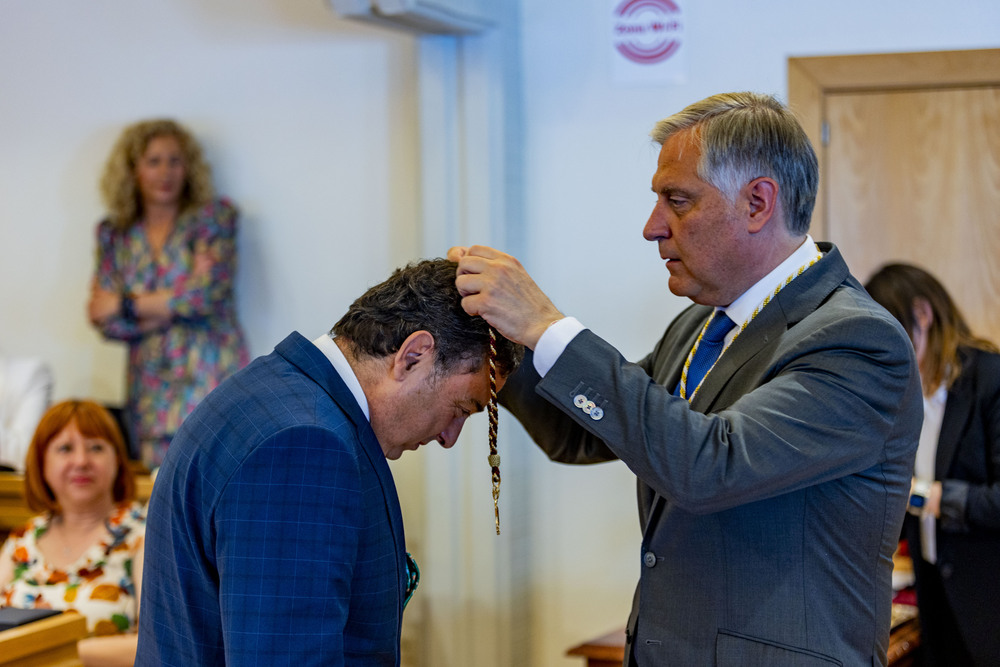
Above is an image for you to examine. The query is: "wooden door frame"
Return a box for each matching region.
[787,48,1000,240]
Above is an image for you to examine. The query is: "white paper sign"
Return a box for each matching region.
[609,0,687,85]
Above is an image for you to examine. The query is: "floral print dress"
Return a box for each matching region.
[93,198,249,467]
[0,502,145,636]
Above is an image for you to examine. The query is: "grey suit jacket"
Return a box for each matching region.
[501,244,922,666]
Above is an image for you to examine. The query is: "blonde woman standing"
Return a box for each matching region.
[87,120,248,468]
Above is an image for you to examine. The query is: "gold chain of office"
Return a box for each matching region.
[487,326,501,535]
[680,248,824,402]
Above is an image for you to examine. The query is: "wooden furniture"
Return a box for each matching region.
[567,615,921,667]
[887,618,921,667]
[0,612,87,667]
[0,473,153,539]
[566,627,626,667]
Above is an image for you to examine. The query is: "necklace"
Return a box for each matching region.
[680,247,824,402]
[486,326,501,535]
[48,514,107,560]
[49,518,78,558]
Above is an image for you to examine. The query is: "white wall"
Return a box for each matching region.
[518,1,1000,665]
[0,0,422,404]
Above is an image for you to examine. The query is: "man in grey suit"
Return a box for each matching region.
[450,92,922,666]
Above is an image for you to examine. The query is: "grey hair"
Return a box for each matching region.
[650,92,818,235]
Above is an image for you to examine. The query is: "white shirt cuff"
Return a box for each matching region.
[533,317,585,377]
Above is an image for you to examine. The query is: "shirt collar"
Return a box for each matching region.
[312,333,370,420]
[926,382,948,407]
[723,234,822,330]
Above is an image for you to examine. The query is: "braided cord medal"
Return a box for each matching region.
[487,326,501,534]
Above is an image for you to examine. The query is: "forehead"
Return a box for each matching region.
[50,417,111,443]
[653,129,704,182]
[437,365,501,407]
[143,134,183,154]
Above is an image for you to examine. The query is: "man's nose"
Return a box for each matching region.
[439,415,469,449]
[643,204,670,241]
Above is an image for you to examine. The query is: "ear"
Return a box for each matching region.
[912,297,934,332]
[743,177,779,234]
[390,330,437,381]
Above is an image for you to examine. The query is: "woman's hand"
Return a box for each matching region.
[88,280,121,325]
[191,243,216,280]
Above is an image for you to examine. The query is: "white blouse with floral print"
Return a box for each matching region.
[0,501,145,635]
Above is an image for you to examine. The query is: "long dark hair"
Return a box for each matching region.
[865,263,997,394]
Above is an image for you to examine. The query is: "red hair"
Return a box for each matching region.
[24,400,135,513]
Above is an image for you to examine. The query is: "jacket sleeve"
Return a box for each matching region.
[215,425,360,666]
[169,199,240,322]
[499,346,621,465]
[522,306,920,515]
[92,219,143,341]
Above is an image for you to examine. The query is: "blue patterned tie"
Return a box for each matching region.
[685,311,736,397]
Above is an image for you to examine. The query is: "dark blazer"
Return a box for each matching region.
[905,346,1000,665]
[501,244,922,666]
[137,332,407,666]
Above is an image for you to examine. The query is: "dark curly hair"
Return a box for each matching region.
[332,259,523,378]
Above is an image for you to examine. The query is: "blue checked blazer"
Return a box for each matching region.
[137,332,407,666]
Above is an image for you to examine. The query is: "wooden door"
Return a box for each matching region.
[789,50,1000,343]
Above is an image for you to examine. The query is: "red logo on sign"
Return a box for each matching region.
[613,0,682,65]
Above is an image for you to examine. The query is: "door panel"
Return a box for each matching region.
[825,87,1000,341]
[789,50,1000,343]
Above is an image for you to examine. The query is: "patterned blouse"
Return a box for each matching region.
[0,502,145,636]
[93,198,249,465]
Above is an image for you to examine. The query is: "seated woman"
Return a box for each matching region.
[0,400,144,667]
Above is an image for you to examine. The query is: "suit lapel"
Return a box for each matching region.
[691,242,848,412]
[937,350,975,476]
[649,245,850,527]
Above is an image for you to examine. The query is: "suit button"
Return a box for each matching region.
[940,562,954,579]
[582,400,595,415]
[590,406,604,421]
[643,551,657,568]
[573,394,588,408]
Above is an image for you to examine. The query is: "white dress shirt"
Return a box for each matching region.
[914,383,947,563]
[312,334,370,421]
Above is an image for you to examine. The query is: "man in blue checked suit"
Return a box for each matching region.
[136,259,522,666]
[450,93,922,665]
